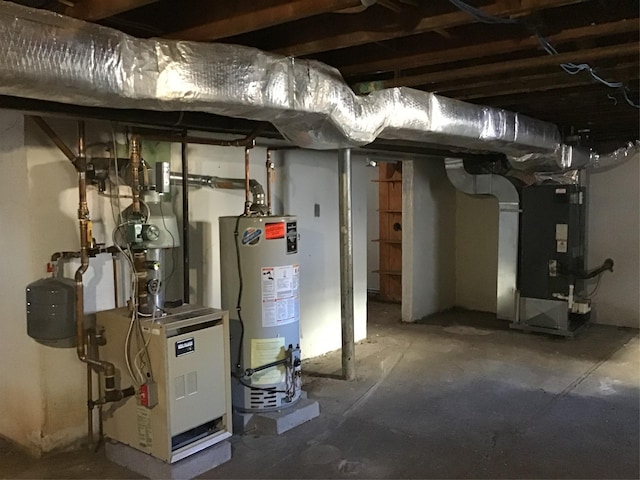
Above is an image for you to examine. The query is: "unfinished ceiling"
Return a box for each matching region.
[14,0,640,150]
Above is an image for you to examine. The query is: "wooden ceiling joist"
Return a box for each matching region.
[440,63,639,101]
[341,19,639,76]
[274,0,590,56]
[64,0,157,21]
[28,0,637,149]
[358,43,639,90]
[164,0,364,41]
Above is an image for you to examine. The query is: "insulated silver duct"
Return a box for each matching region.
[0,3,632,172]
[587,141,640,171]
[0,2,569,167]
[445,158,519,321]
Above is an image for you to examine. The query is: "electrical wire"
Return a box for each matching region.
[139,198,152,222]
[448,0,518,25]
[446,0,640,108]
[111,122,124,226]
[134,308,156,382]
[124,309,143,387]
[107,125,156,389]
[233,214,246,375]
[112,222,147,386]
[159,201,177,291]
[584,274,603,299]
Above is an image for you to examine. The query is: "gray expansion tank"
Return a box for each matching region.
[26,277,76,347]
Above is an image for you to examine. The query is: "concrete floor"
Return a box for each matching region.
[2,301,639,479]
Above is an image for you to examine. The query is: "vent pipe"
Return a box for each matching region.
[445,158,520,321]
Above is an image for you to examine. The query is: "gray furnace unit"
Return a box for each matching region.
[514,183,600,336]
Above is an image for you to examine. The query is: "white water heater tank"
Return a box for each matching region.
[219,215,301,412]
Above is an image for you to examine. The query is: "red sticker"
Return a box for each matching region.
[265,222,285,239]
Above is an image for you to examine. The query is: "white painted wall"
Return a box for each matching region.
[168,144,367,359]
[0,112,45,454]
[402,159,456,321]
[455,192,499,313]
[3,108,634,456]
[0,114,124,455]
[169,142,272,308]
[281,150,368,358]
[0,114,368,452]
[587,155,640,328]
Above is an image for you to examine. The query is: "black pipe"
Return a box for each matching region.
[29,116,78,165]
[565,258,614,279]
[0,95,280,138]
[181,134,190,304]
[243,358,288,377]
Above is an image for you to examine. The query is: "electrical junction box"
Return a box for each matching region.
[98,305,232,463]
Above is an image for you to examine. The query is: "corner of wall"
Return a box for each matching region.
[0,111,47,452]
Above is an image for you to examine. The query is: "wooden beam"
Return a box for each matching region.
[164,0,363,41]
[275,0,589,56]
[355,43,639,90]
[479,83,639,108]
[64,0,158,21]
[439,63,639,100]
[341,19,639,76]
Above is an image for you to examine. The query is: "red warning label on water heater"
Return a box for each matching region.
[265,222,286,239]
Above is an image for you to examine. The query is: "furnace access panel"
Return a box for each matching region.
[98,305,232,463]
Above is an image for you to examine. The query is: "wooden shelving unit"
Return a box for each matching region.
[375,162,402,303]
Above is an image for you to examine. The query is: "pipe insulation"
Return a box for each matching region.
[0,3,634,170]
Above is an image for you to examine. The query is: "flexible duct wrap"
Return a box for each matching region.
[0,2,627,171]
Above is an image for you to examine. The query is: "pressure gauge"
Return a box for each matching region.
[143,224,161,242]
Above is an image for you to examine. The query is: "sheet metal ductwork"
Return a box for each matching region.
[587,141,639,171]
[0,2,588,170]
[445,158,520,321]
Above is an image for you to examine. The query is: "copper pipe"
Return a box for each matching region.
[73,121,109,448]
[75,120,91,364]
[29,116,77,166]
[244,147,251,215]
[86,332,94,448]
[130,136,141,215]
[266,149,274,216]
[74,126,106,371]
[73,121,116,415]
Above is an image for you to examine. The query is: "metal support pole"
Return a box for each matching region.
[181,135,190,303]
[339,148,355,381]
